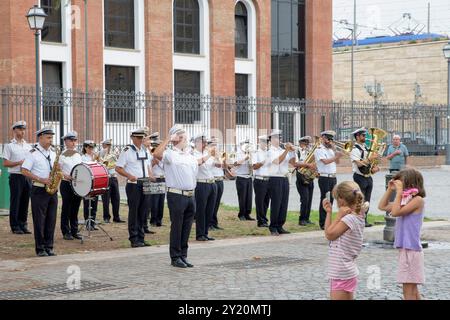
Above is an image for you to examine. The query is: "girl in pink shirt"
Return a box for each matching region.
[323,181,366,300]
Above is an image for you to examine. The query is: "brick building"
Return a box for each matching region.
[0,0,332,145]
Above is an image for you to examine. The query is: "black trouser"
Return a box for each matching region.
[210,179,224,228]
[60,180,81,236]
[296,173,314,222]
[126,182,150,244]
[253,178,270,225]
[149,178,166,225]
[195,182,217,238]
[102,177,121,221]
[31,186,57,254]
[8,174,31,231]
[268,176,289,232]
[83,196,98,222]
[236,176,252,217]
[167,192,195,261]
[353,173,373,223]
[318,176,337,229]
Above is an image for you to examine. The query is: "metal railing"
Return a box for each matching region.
[0,86,448,156]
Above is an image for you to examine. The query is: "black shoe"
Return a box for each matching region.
[72,233,83,240]
[103,218,111,224]
[306,220,315,225]
[320,226,325,230]
[113,219,126,223]
[208,226,216,231]
[144,228,156,234]
[196,236,208,241]
[365,223,373,228]
[278,228,291,234]
[156,222,163,227]
[270,230,280,236]
[213,225,223,230]
[206,236,215,241]
[63,234,74,240]
[238,216,246,221]
[12,229,24,235]
[299,220,307,226]
[245,215,255,221]
[37,251,48,257]
[171,258,187,268]
[131,242,145,248]
[181,257,194,268]
[45,249,56,256]
[258,223,269,228]
[21,227,32,234]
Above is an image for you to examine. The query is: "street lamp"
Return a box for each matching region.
[443,42,450,165]
[26,5,47,132]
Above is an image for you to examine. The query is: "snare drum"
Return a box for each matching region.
[71,162,110,197]
[142,180,166,195]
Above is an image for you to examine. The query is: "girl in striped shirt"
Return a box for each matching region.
[322,181,366,300]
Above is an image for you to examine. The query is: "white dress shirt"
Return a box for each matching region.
[22,144,56,179]
[81,153,95,162]
[59,150,82,177]
[212,157,224,177]
[2,139,32,174]
[252,149,271,176]
[234,150,252,176]
[267,146,295,177]
[151,155,165,178]
[351,142,369,176]
[314,145,336,175]
[116,144,151,181]
[163,146,198,190]
[192,149,215,180]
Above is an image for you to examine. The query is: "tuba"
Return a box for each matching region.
[363,127,387,175]
[45,145,64,195]
[298,136,321,184]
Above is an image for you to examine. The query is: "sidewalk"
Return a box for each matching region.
[1,221,449,300]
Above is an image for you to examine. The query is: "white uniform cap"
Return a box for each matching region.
[193,132,207,141]
[62,131,78,140]
[258,135,269,141]
[269,129,282,137]
[320,130,336,138]
[11,120,27,130]
[240,138,250,145]
[130,127,148,137]
[298,136,312,142]
[169,125,185,136]
[149,131,160,139]
[351,127,367,137]
[83,140,96,146]
[101,138,112,145]
[36,126,55,136]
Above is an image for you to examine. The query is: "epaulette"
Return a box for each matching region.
[127,144,137,152]
[123,146,129,152]
[30,148,36,153]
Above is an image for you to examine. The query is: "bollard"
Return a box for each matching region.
[383,172,397,243]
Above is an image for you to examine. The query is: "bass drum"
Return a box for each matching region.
[71,162,109,198]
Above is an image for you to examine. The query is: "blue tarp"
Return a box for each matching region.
[333,33,447,48]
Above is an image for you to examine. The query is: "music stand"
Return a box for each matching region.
[78,196,113,244]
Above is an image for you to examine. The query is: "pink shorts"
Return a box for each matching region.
[330,277,358,293]
[397,248,425,284]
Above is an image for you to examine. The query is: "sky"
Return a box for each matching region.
[333,0,450,40]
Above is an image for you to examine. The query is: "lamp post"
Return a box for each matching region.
[26,5,47,132]
[443,41,450,165]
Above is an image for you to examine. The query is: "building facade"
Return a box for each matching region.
[0,0,332,145]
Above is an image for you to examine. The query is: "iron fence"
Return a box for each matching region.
[0,86,448,156]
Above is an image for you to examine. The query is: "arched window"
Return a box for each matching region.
[235,2,248,58]
[174,0,200,54]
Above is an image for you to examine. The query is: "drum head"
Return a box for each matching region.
[70,164,93,197]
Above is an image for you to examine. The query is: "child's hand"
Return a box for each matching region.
[322,199,332,214]
[388,179,396,191]
[393,179,403,191]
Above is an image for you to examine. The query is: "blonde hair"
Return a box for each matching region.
[332,181,365,214]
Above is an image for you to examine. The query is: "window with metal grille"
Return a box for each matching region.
[105,65,136,123]
[235,74,249,125]
[42,62,63,122]
[104,0,135,49]
[41,0,62,43]
[174,70,201,124]
[173,0,200,54]
[235,2,248,58]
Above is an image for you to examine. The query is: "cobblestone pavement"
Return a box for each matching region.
[0,221,449,300]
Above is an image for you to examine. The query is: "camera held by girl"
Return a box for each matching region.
[378,168,426,300]
[322,181,368,300]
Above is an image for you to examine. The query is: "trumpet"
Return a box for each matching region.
[280,142,297,152]
[333,140,354,155]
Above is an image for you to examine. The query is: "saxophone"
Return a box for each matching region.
[45,146,64,195]
[298,136,321,184]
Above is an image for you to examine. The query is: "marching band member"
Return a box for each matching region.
[351,127,380,228]
[116,128,152,248]
[192,133,217,241]
[148,132,166,228]
[153,125,198,268]
[2,121,32,234]
[267,130,296,235]
[21,127,58,257]
[142,135,155,234]
[208,137,225,231]
[81,140,99,231]
[295,136,316,226]
[59,131,83,240]
[314,130,343,230]
[234,139,255,221]
[99,139,125,224]
[252,135,271,228]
